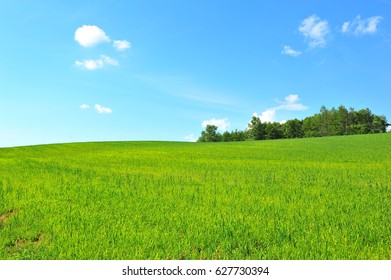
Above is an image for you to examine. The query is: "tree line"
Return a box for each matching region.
[197,105,389,142]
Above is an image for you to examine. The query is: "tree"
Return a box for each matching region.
[371,115,387,133]
[302,114,321,137]
[284,119,304,138]
[247,115,265,140]
[197,125,222,142]
[337,105,349,135]
[231,129,248,141]
[197,105,387,141]
[221,131,232,142]
[319,105,331,136]
[265,122,284,140]
[354,108,373,134]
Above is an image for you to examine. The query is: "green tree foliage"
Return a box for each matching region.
[302,114,321,137]
[284,119,304,138]
[247,115,265,140]
[372,115,387,133]
[265,122,284,140]
[221,129,248,142]
[337,105,349,135]
[197,106,388,142]
[303,106,387,137]
[197,125,222,142]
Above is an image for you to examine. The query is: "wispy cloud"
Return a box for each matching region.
[135,74,235,107]
[79,103,112,114]
[341,15,383,35]
[95,104,112,114]
[182,91,232,106]
[299,15,330,48]
[254,94,308,123]
[74,25,110,47]
[113,40,131,51]
[100,55,119,66]
[74,55,119,70]
[274,94,308,111]
[202,118,230,131]
[75,59,102,70]
[281,45,302,57]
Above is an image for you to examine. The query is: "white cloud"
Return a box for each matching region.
[202,118,230,131]
[184,134,197,142]
[253,94,308,123]
[299,15,330,48]
[95,104,112,114]
[80,103,113,114]
[274,94,308,111]
[341,22,350,33]
[100,55,119,66]
[284,94,299,104]
[281,103,308,110]
[113,40,131,51]
[74,25,111,47]
[74,55,119,70]
[341,15,383,35]
[281,45,302,57]
[75,59,103,70]
[253,110,276,123]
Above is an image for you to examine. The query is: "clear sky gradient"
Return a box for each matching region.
[1,0,390,147]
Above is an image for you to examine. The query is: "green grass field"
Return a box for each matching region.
[1,133,390,260]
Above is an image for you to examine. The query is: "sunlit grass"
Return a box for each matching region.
[1,134,390,259]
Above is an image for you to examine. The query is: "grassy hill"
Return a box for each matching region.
[1,133,390,259]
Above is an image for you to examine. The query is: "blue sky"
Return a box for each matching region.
[1,0,390,147]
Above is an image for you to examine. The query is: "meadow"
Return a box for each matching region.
[0,133,390,260]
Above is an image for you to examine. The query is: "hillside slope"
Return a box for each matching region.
[1,133,390,259]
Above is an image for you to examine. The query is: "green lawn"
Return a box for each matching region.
[1,133,390,259]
